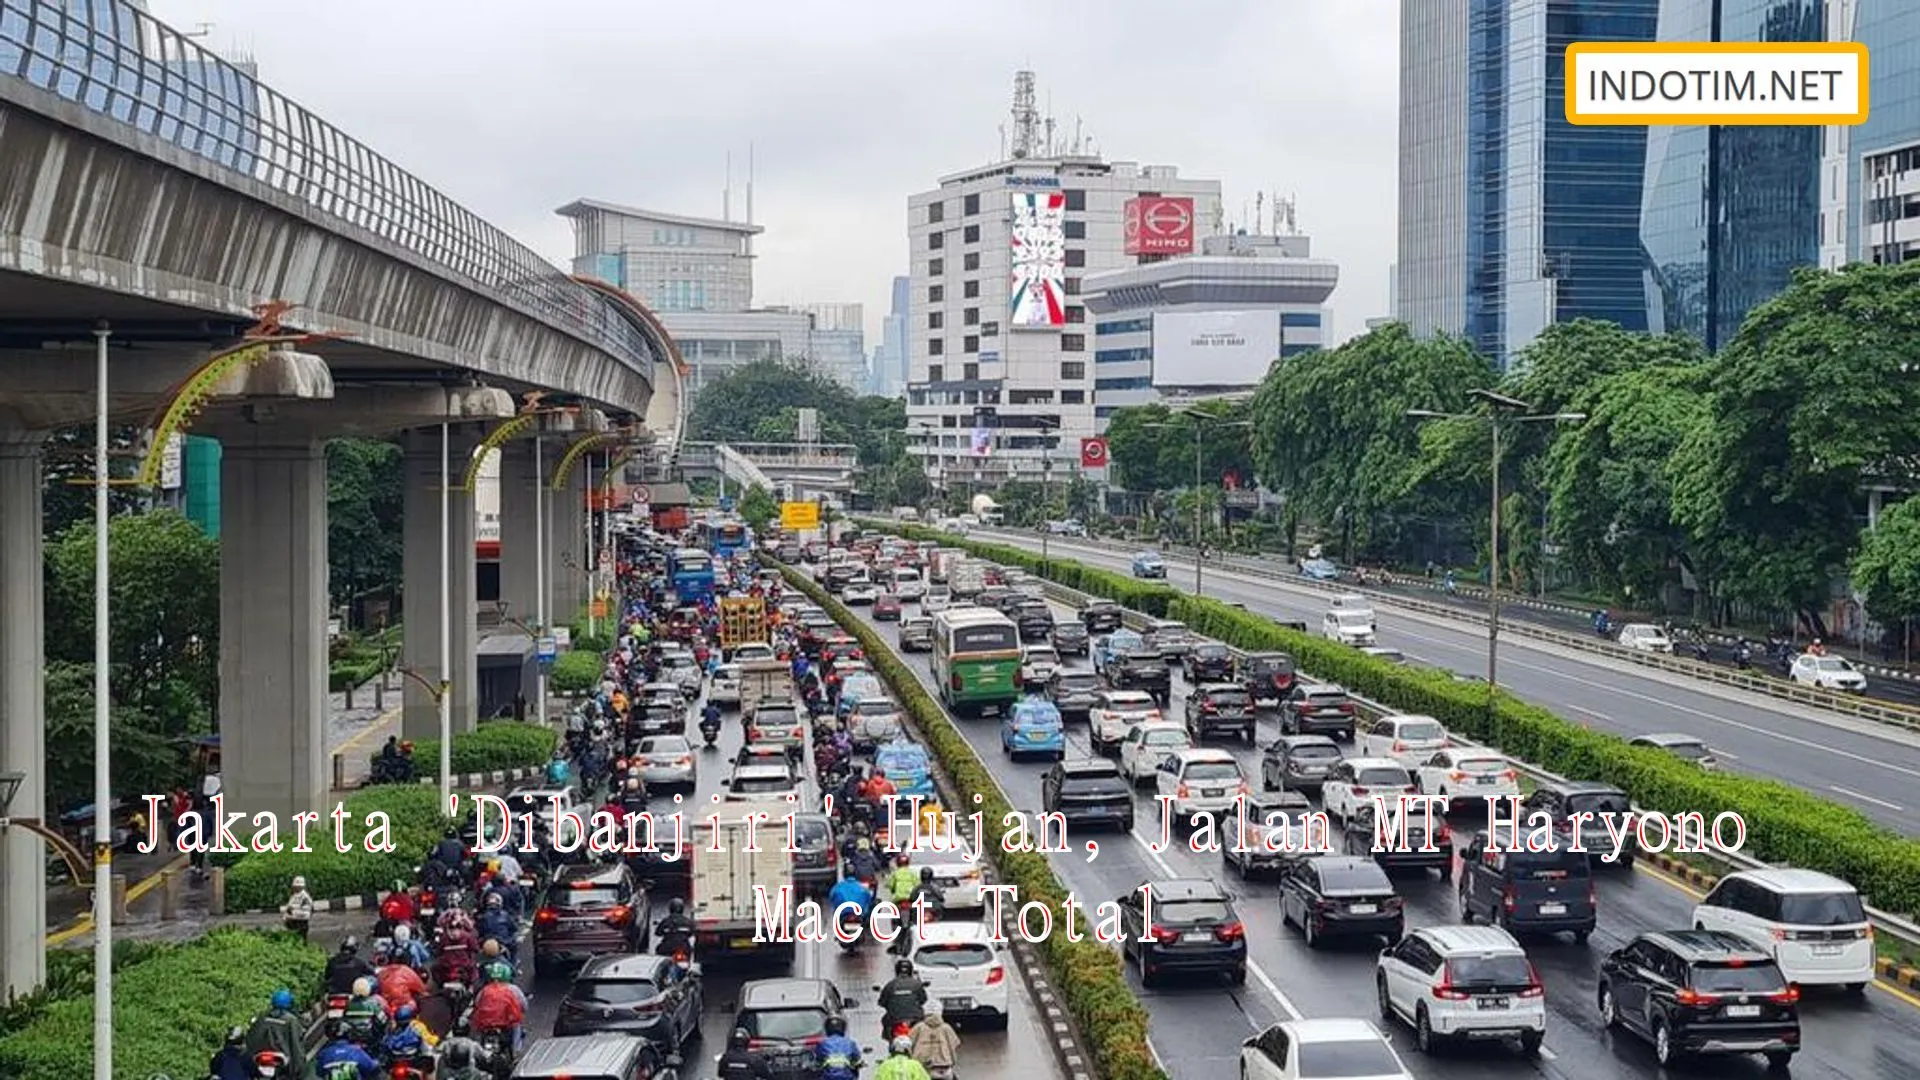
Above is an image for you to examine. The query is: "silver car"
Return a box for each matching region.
[847,696,905,751]
[633,735,697,791]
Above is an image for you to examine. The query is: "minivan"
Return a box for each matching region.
[1456,830,1595,943]
[1691,868,1874,991]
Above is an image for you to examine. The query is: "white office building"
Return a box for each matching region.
[1081,231,1337,423]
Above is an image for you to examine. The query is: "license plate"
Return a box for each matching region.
[1476,996,1509,1010]
[942,997,969,1011]
[1538,902,1566,915]
[1475,776,1496,784]
[1027,731,1048,741]
[1183,931,1212,943]
[1812,944,1843,956]
[728,936,757,949]
[1726,1004,1761,1018]
[1348,903,1377,915]
[1202,788,1225,798]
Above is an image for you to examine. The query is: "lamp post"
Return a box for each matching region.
[1147,411,1251,597]
[437,421,452,807]
[1407,389,1584,698]
[534,435,548,726]
[91,320,113,1080]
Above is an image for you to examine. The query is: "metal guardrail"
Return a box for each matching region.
[0,0,656,377]
[963,526,1920,733]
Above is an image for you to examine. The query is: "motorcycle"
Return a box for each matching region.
[837,905,867,955]
[324,992,349,1024]
[250,1051,289,1079]
[369,748,417,785]
[1734,640,1754,670]
[698,717,722,748]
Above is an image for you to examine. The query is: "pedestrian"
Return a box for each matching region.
[282,875,314,940]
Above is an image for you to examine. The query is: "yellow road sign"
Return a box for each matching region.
[780,501,820,530]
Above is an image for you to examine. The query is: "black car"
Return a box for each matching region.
[553,953,703,1049]
[976,587,1019,614]
[1343,803,1453,879]
[1041,759,1135,831]
[825,564,858,593]
[633,703,684,738]
[1013,600,1055,642]
[1047,669,1102,720]
[1221,791,1321,878]
[1522,781,1638,868]
[1599,931,1799,1069]
[1113,649,1172,702]
[1281,685,1356,738]
[1278,855,1403,948]
[1117,879,1246,986]
[1457,829,1595,942]
[1183,683,1257,744]
[1241,652,1299,709]
[1143,621,1194,662]
[1050,620,1090,657]
[1260,734,1343,793]
[731,978,853,1075]
[789,813,838,895]
[532,863,652,973]
[1081,600,1124,633]
[1182,643,1235,683]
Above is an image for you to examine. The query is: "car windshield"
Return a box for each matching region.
[1156,899,1231,923]
[1304,690,1347,704]
[1811,658,1853,671]
[1660,741,1710,760]
[1026,649,1060,664]
[745,1008,828,1040]
[1318,864,1392,892]
[1454,757,1506,773]
[1396,721,1445,741]
[1355,767,1410,786]
[1566,792,1630,816]
[791,818,832,848]
[1057,673,1099,690]
[1183,762,1241,781]
[954,625,1018,651]
[1290,744,1342,761]
[714,666,740,680]
[573,978,658,1004]
[1779,891,1867,925]
[1505,847,1591,880]
[1296,1039,1403,1078]
[913,942,993,968]
[753,712,799,730]
[1205,690,1252,708]
[732,775,794,794]
[1195,645,1229,658]
[1446,954,1532,986]
[1126,650,1164,663]
[1334,613,1372,627]
[878,751,928,773]
[1250,657,1294,676]
[1692,962,1788,992]
[1143,729,1189,746]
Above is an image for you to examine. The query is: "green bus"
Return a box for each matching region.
[930,608,1023,717]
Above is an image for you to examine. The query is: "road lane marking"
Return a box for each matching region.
[1571,705,1616,723]
[1831,785,1905,812]
[1710,748,1738,761]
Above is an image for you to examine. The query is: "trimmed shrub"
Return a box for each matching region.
[0,929,325,1080]
[413,719,557,776]
[223,785,456,911]
[328,655,384,692]
[0,941,177,1040]
[771,559,1165,1080]
[549,650,603,695]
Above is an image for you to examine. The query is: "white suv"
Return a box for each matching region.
[1374,925,1545,1056]
[1691,868,1874,991]
[1153,748,1249,829]
[909,920,1010,1028]
[1090,690,1161,755]
[1616,623,1673,653]
[1789,653,1868,692]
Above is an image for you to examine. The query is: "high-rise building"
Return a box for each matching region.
[869,275,911,398]
[798,303,868,392]
[1821,3,1920,270]
[1395,0,1470,337]
[906,72,1222,484]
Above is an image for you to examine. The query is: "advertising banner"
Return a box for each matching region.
[1009,190,1067,327]
[1151,311,1282,388]
[1080,437,1109,469]
[1124,196,1196,255]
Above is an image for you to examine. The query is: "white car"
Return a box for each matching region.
[1153,748,1249,827]
[1320,758,1417,823]
[1692,868,1875,990]
[1118,722,1191,787]
[1240,1018,1412,1080]
[921,589,952,614]
[732,642,775,664]
[1356,715,1450,768]
[1616,623,1673,653]
[632,735,697,791]
[661,654,704,699]
[1789,653,1867,692]
[892,569,927,601]
[1375,926,1545,1056]
[723,763,804,803]
[1089,690,1161,755]
[886,827,988,910]
[909,921,1010,1027]
[843,582,881,605]
[1323,608,1378,647]
[708,664,742,707]
[1020,644,1061,688]
[1414,749,1518,804]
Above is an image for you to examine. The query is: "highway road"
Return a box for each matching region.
[843,595,1920,1080]
[974,530,1920,837]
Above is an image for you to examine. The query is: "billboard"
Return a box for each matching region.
[1009,190,1067,327]
[1124,196,1195,255]
[1151,311,1282,388]
[1079,438,1109,469]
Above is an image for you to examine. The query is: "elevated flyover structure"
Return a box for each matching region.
[0,0,686,997]
[681,441,861,496]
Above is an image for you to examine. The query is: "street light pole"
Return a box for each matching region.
[91,321,112,1080]
[1192,421,1204,596]
[534,435,547,726]
[1487,415,1501,691]
[437,421,452,806]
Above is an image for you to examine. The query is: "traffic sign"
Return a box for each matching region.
[780,501,821,530]
[632,485,652,504]
[536,635,558,663]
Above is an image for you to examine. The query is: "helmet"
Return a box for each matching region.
[291,876,306,889]
[824,1015,847,1036]
[625,778,641,793]
[552,748,566,760]
[393,924,412,943]
[668,897,685,915]
[924,999,944,1017]
[444,826,458,839]
[920,867,934,882]
[730,1027,751,1050]
[226,1025,246,1045]
[485,892,503,908]
[856,838,871,851]
[445,1043,473,1069]
[482,939,503,958]
[396,1003,415,1022]
[451,1018,471,1038]
[270,988,294,1011]
[487,961,513,982]
[351,978,372,997]
[340,936,360,954]
[891,1035,913,1055]
[895,959,913,976]
[486,860,500,874]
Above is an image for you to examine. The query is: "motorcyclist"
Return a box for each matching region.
[875,1034,933,1080]
[325,936,377,994]
[655,897,696,957]
[381,1002,436,1060]
[388,922,431,971]
[867,768,898,806]
[544,748,573,786]
[827,872,875,935]
[207,1025,250,1080]
[886,854,920,906]
[878,958,929,1041]
[243,988,309,1080]
[437,1020,494,1080]
[897,867,946,956]
[430,932,479,991]
[814,1015,862,1080]
[469,960,527,1051]
[374,950,427,1016]
[426,826,466,882]
[484,870,524,921]
[378,879,418,934]
[477,892,518,961]
[341,977,387,1043]
[617,777,648,816]
[716,1025,776,1080]
[908,1001,960,1076]
[701,700,723,730]
[313,1021,380,1080]
[845,837,882,883]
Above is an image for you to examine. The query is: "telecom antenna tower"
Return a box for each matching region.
[1010,70,1039,159]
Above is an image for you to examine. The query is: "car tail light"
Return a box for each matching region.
[1392,740,1407,752]
[1352,786,1370,796]
[1674,987,1719,1007]
[675,757,691,767]
[1217,921,1245,943]
[1432,968,1471,1000]
[1176,783,1191,798]
[1500,769,1518,782]
[1202,701,1218,713]
[1448,771,1468,783]
[1770,928,1788,941]
[326,994,347,1010]
[1149,924,1182,944]
[606,905,633,927]
[1338,703,1354,713]
[1384,896,1405,911]
[748,1038,772,1050]
[826,846,838,864]
[1435,824,1451,842]
[1502,887,1516,911]
[1588,883,1598,908]
[534,907,557,925]
[1313,899,1337,914]
[1769,985,1800,1005]
[986,965,1006,985]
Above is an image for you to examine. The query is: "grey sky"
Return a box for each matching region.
[156,0,1397,352]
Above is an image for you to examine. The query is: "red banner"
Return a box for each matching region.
[1080,437,1109,469]
[1123,196,1195,255]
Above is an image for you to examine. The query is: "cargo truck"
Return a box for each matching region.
[690,800,797,962]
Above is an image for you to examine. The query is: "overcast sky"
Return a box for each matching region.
[155,0,1397,352]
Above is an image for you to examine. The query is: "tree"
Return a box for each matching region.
[41,661,181,815]
[1672,263,1920,627]
[1103,401,1257,494]
[1852,497,1920,632]
[687,359,858,444]
[40,426,149,535]
[737,484,778,529]
[326,438,403,606]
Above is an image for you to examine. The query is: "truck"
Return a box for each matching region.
[689,800,797,962]
[719,597,768,654]
[737,658,795,718]
[948,559,988,600]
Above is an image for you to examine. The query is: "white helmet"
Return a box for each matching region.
[392,923,412,943]
[291,876,306,889]
[891,1035,913,1055]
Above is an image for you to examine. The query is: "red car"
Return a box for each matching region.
[873,594,903,621]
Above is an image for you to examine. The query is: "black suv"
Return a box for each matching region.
[1278,855,1403,948]
[1113,649,1171,703]
[1047,669,1102,720]
[1041,759,1134,831]
[1281,685,1356,738]
[1116,879,1246,986]
[1241,652,1298,709]
[1013,599,1055,642]
[731,978,853,1075]
[1081,600,1124,633]
[1522,781,1637,868]
[1050,620,1090,657]
[1183,683,1256,744]
[1343,803,1453,880]
[1260,734,1342,794]
[1456,828,1596,943]
[1182,643,1235,683]
[553,953,703,1048]
[1598,931,1799,1070]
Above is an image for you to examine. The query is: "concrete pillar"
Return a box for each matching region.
[400,432,480,739]
[550,462,588,622]
[0,429,47,998]
[497,443,539,627]
[218,439,329,821]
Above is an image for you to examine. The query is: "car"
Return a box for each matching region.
[1046,669,1102,720]
[1041,758,1134,832]
[553,953,704,1047]
[1049,619,1090,657]
[723,763,803,803]
[660,654,703,700]
[1241,652,1299,708]
[732,743,790,772]
[1456,828,1596,943]
[882,825,989,909]
[1154,748,1249,829]
[1280,684,1357,738]
[1221,791,1323,878]
[1322,604,1378,647]
[1080,599,1124,633]
[1260,734,1343,794]
[1298,557,1341,581]
[1360,646,1406,665]
[708,664,742,708]
[1279,855,1404,948]
[1789,652,1868,691]
[874,740,936,800]
[821,636,865,667]
[532,862,651,974]
[1240,1018,1412,1080]
[873,593,903,621]
[631,735,696,792]
[1320,758,1417,824]
[1183,682,1256,744]
[845,695,905,753]
[1521,780,1637,868]
[1130,551,1167,579]
[1118,722,1191,786]
[1599,930,1800,1069]
[921,588,952,614]
[1001,696,1067,761]
[1142,619,1194,661]
[1116,878,1246,986]
[1011,599,1055,642]
[1343,802,1453,879]
[730,978,852,1076]
[1629,732,1718,770]
[1690,868,1874,991]
[508,1034,674,1080]
[1089,689,1162,754]
[1356,715,1449,767]
[744,705,806,759]
[1019,644,1062,689]
[891,567,926,601]
[631,700,685,739]
[1375,926,1545,1056]
[835,673,885,721]
[843,579,881,606]
[1616,623,1674,653]
[1112,648,1172,702]
[1182,642,1235,683]
[909,921,1012,1028]
[1413,748,1518,804]
[504,786,586,848]
[897,616,935,652]
[732,642,776,665]
[788,812,838,895]
[1092,628,1144,676]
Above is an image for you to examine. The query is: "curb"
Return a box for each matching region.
[1877,956,1920,990]
[1644,851,1719,891]
[233,891,391,916]
[409,765,544,789]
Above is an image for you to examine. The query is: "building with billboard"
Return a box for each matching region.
[1081,230,1338,423]
[905,72,1221,485]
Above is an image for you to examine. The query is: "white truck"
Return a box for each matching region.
[690,800,797,962]
[949,559,988,600]
[737,659,795,718]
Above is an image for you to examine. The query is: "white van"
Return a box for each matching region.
[891,566,926,601]
[1323,605,1377,647]
[1691,868,1875,990]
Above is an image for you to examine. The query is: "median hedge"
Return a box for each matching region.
[0,929,324,1080]
[223,785,457,911]
[884,525,1920,920]
[412,718,557,776]
[549,649,603,695]
[0,941,176,1040]
[771,558,1164,1080]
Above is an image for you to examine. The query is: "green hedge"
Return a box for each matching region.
[771,559,1164,1080]
[898,525,1920,920]
[412,719,557,776]
[223,785,457,911]
[0,941,176,1040]
[328,655,385,692]
[549,650,603,695]
[568,607,614,655]
[0,929,324,1080]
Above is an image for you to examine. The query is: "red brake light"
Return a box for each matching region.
[1217,921,1245,942]
[1770,985,1800,1005]
[986,965,1006,985]
[1352,786,1369,796]
[1674,987,1719,1006]
[1149,924,1181,944]
[1433,968,1471,1000]
[1502,887,1516,911]
[535,907,557,925]
[1176,783,1191,798]
[1519,962,1545,998]
[606,905,632,927]
[1448,771,1468,783]
[1392,740,1407,752]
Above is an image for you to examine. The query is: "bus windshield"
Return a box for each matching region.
[953,624,1018,653]
[672,551,712,574]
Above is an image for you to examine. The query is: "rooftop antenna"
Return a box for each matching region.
[1283,193,1298,234]
[1255,192,1264,233]
[998,123,1007,162]
[724,150,732,222]
[1044,91,1055,156]
[1010,70,1038,159]
[746,143,755,254]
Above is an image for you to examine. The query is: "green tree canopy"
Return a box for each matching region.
[1852,497,1920,629]
[737,484,778,528]
[1103,401,1256,494]
[326,438,403,605]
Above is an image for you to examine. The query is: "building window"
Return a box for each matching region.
[1096,317,1153,335]
[928,202,945,224]
[963,224,980,244]
[1009,389,1055,405]
[963,279,980,299]
[928,284,944,303]
[1281,311,1323,328]
[1061,334,1086,352]
[1060,361,1086,380]
[929,311,944,329]
[1061,389,1085,404]
[964,192,980,215]
[1064,188,1086,211]
[1065,248,1086,268]
[1064,219,1086,240]
[1095,346,1152,363]
[963,307,980,326]
[964,335,979,353]
[930,258,944,276]
[1065,305,1085,324]
[1095,376,1152,391]
[1064,277,1081,295]
[1281,343,1319,357]
[982,320,999,336]
[929,338,944,356]
[929,231,945,250]
[963,252,980,272]
[928,365,943,381]
[963,363,980,380]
